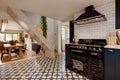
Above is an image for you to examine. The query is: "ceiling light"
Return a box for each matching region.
[1,19,8,32]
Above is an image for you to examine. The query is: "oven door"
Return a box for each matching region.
[90,52,104,80]
[71,49,89,74]
[72,59,84,72]
[71,49,88,61]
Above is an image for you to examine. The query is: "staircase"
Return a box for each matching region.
[7,7,55,59]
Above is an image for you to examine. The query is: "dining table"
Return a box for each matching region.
[3,43,26,60]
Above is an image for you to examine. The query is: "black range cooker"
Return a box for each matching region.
[65,39,106,80]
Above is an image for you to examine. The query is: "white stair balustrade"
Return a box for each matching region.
[7,7,55,59]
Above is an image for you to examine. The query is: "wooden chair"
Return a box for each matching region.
[22,44,27,55]
[32,43,41,54]
[0,44,3,60]
[1,47,9,60]
[11,46,19,57]
[1,45,19,60]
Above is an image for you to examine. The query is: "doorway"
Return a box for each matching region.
[61,22,69,52]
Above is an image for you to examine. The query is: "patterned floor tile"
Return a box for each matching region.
[0,53,89,80]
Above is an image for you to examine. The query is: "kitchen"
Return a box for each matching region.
[66,0,120,80]
[0,0,119,80]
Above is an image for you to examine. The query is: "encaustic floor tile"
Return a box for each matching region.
[0,53,89,80]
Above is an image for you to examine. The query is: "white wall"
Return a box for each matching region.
[57,21,62,53]
[23,11,41,26]
[47,18,55,49]
[23,11,61,52]
[47,18,62,52]
[54,20,58,51]
[74,1,115,39]
[24,31,32,51]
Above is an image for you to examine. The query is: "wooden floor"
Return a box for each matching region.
[1,50,43,63]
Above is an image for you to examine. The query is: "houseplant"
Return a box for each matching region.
[41,16,47,38]
[31,37,34,42]
[9,40,16,45]
[20,37,25,44]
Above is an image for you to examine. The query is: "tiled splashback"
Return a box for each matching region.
[74,1,115,39]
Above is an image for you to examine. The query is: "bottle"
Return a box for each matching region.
[74,35,78,43]
[73,37,75,43]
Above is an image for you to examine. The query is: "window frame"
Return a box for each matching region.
[0,33,19,41]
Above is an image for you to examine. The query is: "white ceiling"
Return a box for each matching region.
[0,0,114,21]
[0,11,23,31]
[6,20,23,30]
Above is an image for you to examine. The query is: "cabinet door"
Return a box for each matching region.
[104,48,116,80]
[116,0,120,29]
[69,21,74,43]
[65,44,71,68]
[115,49,120,80]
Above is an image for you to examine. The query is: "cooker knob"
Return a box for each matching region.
[89,47,91,50]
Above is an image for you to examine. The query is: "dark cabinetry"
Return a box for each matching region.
[71,50,90,77]
[104,48,120,80]
[90,52,104,80]
[65,44,72,68]
[66,44,104,80]
[69,20,74,43]
[116,0,120,29]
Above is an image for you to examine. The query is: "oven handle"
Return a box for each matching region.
[71,49,84,53]
[91,52,100,56]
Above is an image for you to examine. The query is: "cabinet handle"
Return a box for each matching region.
[108,49,113,52]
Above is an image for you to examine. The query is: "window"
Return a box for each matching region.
[62,28,66,40]
[13,34,18,40]
[66,28,69,40]
[6,34,12,41]
[62,27,69,41]
[0,33,19,41]
[0,34,5,41]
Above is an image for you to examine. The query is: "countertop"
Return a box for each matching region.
[67,43,120,49]
[105,45,120,49]
[67,43,102,47]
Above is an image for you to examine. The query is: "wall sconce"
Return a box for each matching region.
[1,19,8,32]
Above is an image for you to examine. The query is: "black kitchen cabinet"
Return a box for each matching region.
[116,50,120,80]
[69,20,74,43]
[66,43,104,80]
[116,0,120,29]
[104,48,120,80]
[65,44,72,68]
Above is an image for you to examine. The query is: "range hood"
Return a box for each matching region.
[74,5,107,25]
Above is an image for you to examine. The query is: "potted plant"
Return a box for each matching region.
[9,40,16,45]
[20,37,25,44]
[41,16,47,38]
[31,37,34,42]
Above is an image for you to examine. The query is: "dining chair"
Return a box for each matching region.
[2,47,19,60]
[22,44,27,55]
[32,43,41,54]
[10,46,20,58]
[15,47,19,55]
[1,47,9,60]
